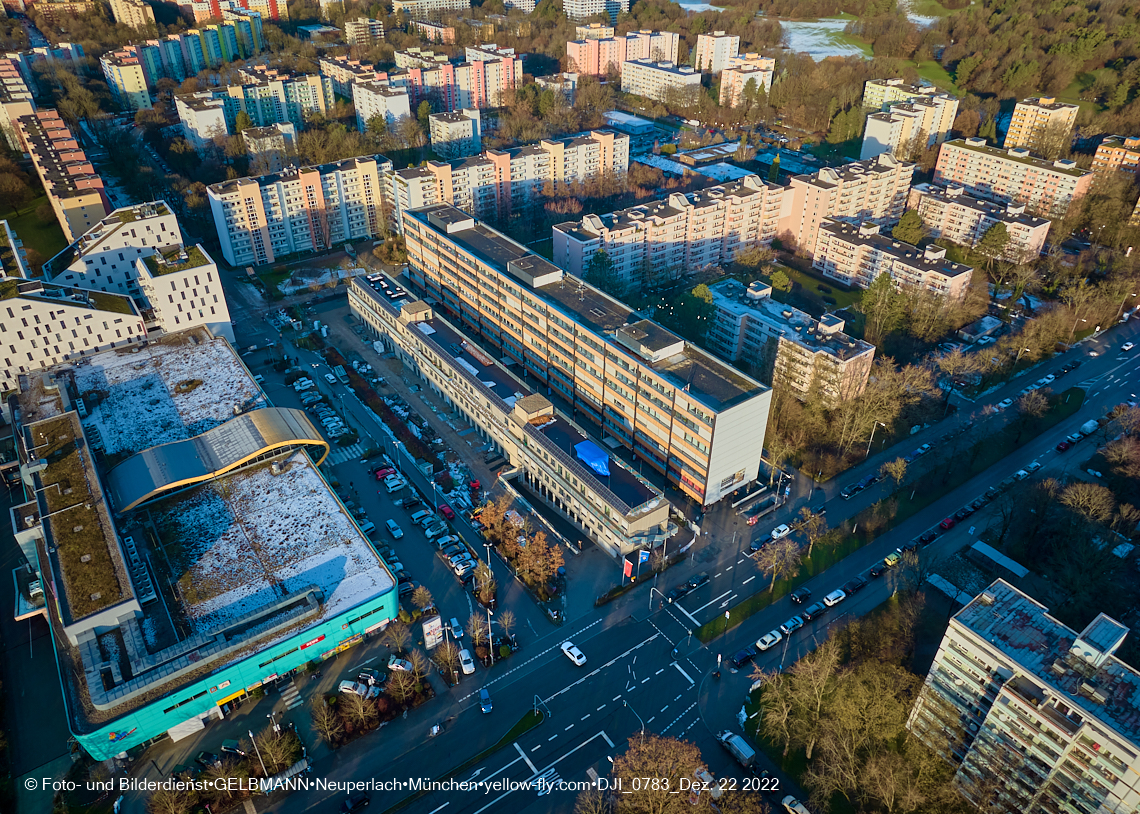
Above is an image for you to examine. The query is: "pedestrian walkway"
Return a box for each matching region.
[279,680,304,711]
[325,442,365,465]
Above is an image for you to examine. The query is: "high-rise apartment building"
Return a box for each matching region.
[183,0,286,21]
[403,204,772,505]
[1004,96,1079,156]
[319,55,390,98]
[693,31,739,73]
[392,0,470,19]
[777,153,914,254]
[908,580,1140,814]
[429,108,481,159]
[3,43,84,97]
[814,219,974,300]
[108,0,155,29]
[1092,135,1140,176]
[908,183,1051,263]
[933,137,1094,218]
[395,47,451,70]
[392,46,519,111]
[719,54,775,107]
[621,60,701,103]
[553,175,785,288]
[100,50,152,111]
[243,122,296,173]
[562,0,628,22]
[353,82,412,130]
[575,22,614,39]
[207,155,394,266]
[222,8,264,57]
[28,0,97,23]
[345,17,385,46]
[706,279,874,403]
[15,110,110,242]
[860,93,959,160]
[566,30,680,77]
[861,77,941,110]
[409,20,454,43]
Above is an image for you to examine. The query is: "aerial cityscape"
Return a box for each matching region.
[0,0,1138,812]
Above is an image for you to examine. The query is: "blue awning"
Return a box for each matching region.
[574,440,610,477]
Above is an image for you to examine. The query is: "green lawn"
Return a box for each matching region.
[909,0,960,16]
[912,60,959,93]
[1,196,69,268]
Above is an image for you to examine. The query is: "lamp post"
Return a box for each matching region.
[866,421,886,457]
[249,729,267,778]
[267,711,280,734]
[1069,316,1088,343]
[1116,292,1138,322]
[486,606,495,666]
[624,700,645,745]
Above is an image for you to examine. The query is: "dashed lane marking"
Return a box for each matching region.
[660,702,698,734]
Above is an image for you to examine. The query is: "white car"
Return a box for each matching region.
[384,477,406,493]
[1124,342,1135,352]
[770,524,792,540]
[450,617,463,639]
[324,373,337,384]
[459,648,475,675]
[782,796,812,814]
[561,641,587,666]
[823,589,847,607]
[756,630,783,651]
[385,519,403,539]
[387,656,413,672]
[996,398,1014,410]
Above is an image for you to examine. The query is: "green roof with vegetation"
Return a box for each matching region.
[143,245,209,276]
[88,291,135,315]
[35,414,128,620]
[0,279,19,300]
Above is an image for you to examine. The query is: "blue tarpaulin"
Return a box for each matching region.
[574,440,611,477]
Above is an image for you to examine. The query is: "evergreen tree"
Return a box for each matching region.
[891,210,926,245]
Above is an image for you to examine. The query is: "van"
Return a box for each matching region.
[715,730,756,768]
[384,478,405,493]
[359,520,376,534]
[253,375,265,385]
[410,509,432,525]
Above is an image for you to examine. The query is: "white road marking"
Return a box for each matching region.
[564,724,575,731]
[673,663,695,685]
[515,742,537,774]
[597,704,606,711]
[543,634,659,704]
[530,746,541,752]
[675,603,700,625]
[612,695,622,701]
[547,735,558,742]
[742,576,756,585]
[655,668,664,675]
[691,590,732,614]
[581,714,591,721]
[647,716,656,724]
[427,805,450,814]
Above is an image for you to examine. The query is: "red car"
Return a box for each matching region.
[438,503,455,520]
[939,517,956,530]
[1056,440,1071,452]
[373,467,396,480]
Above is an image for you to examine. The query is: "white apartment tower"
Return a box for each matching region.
[693,31,739,74]
[620,60,701,103]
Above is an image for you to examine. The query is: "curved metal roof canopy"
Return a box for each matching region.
[106,407,330,512]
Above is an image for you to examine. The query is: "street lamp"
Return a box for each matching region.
[866,421,886,457]
[486,606,495,666]
[1069,316,1088,343]
[1115,292,1137,322]
[624,700,645,745]
[249,729,268,778]
[267,711,280,733]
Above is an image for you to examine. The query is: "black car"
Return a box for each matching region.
[970,497,987,511]
[918,530,938,545]
[195,751,220,768]
[984,486,1001,500]
[730,646,757,668]
[399,496,422,509]
[749,538,768,554]
[665,585,691,604]
[802,602,828,621]
[841,575,867,594]
[868,562,888,578]
[790,587,812,604]
[342,794,370,812]
[953,506,974,521]
[688,572,710,590]
[900,540,919,554]
[840,483,862,499]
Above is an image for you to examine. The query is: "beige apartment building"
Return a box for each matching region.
[391,0,469,19]
[908,580,1140,814]
[776,153,914,254]
[344,17,385,46]
[108,0,155,29]
[552,175,786,289]
[409,20,453,43]
[428,108,481,159]
[693,31,739,73]
[16,110,110,243]
[620,60,701,103]
[1004,96,1078,156]
[0,62,34,151]
[575,23,614,39]
[706,279,874,403]
[402,204,772,506]
[349,278,674,558]
[207,155,393,266]
[318,55,390,98]
[1092,135,1140,175]
[719,54,775,107]
[908,183,1051,262]
[242,122,296,173]
[860,93,959,160]
[813,219,974,300]
[861,77,942,110]
[933,137,1094,218]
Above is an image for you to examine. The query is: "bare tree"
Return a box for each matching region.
[310,697,343,745]
[496,609,516,644]
[752,667,795,757]
[1061,482,1116,524]
[411,585,434,611]
[755,537,802,592]
[610,735,705,813]
[574,787,613,814]
[253,726,301,774]
[880,457,908,489]
[382,620,412,653]
[467,612,489,648]
[409,648,431,683]
[797,508,828,557]
[147,788,195,814]
[1014,389,1050,441]
[787,636,843,760]
[386,669,418,705]
[436,640,461,680]
[340,692,378,729]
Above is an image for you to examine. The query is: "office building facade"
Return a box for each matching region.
[908,580,1140,814]
[908,183,1051,263]
[1004,96,1079,156]
[207,155,394,266]
[403,204,772,505]
[814,219,973,300]
[933,138,1094,218]
[777,153,914,254]
[693,31,739,73]
[553,175,785,288]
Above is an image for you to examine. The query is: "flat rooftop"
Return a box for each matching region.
[945,138,1090,178]
[956,580,1140,744]
[912,183,1051,228]
[73,330,261,456]
[409,205,765,412]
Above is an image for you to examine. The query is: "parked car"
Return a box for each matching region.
[782,796,811,814]
[688,573,710,590]
[338,680,379,699]
[997,397,1015,411]
[459,649,475,675]
[953,507,973,522]
[756,630,782,651]
[324,373,337,385]
[438,503,456,520]
[433,534,460,550]
[1056,440,1071,451]
[385,519,403,539]
[779,617,804,636]
[840,482,863,499]
[823,589,847,607]
[868,562,888,578]
[730,646,757,668]
[374,467,396,480]
[450,617,463,639]
[410,509,432,525]
[400,496,422,509]
[918,530,938,545]
[1026,461,1043,474]
[939,517,956,530]
[384,477,406,493]
[841,575,867,594]
[561,641,587,666]
[387,656,413,672]
[666,584,692,604]
[884,550,902,567]
[195,751,221,768]
[770,524,792,540]
[341,793,370,812]
[802,602,827,621]
[1124,342,1135,352]
[790,587,812,604]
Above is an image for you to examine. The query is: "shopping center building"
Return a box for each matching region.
[10,330,397,760]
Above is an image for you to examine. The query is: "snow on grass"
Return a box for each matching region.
[75,337,259,454]
[153,453,391,635]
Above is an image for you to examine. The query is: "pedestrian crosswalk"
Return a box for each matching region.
[279,680,304,710]
[325,443,365,465]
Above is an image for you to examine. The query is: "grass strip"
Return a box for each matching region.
[696,388,1086,642]
[379,710,545,814]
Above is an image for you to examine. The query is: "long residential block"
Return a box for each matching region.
[562,0,628,22]
[620,60,701,103]
[933,137,1094,218]
[908,580,1140,814]
[207,155,394,266]
[566,30,680,77]
[908,183,1051,262]
[350,277,674,558]
[776,153,914,255]
[403,204,772,505]
[1092,135,1140,176]
[552,175,785,289]
[813,219,973,300]
[319,55,391,98]
[392,0,470,19]
[861,77,941,110]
